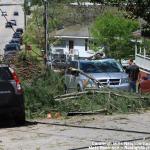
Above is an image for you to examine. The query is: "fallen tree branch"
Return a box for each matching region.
[67,109,108,116]
[54,90,148,101]
[54,90,96,99]
[68,67,109,89]
[55,95,81,101]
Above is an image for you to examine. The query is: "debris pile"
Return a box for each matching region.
[55,89,150,115]
[5,52,43,80]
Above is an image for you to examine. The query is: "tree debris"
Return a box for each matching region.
[67,109,108,116]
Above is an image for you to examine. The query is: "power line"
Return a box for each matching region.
[0,8,15,32]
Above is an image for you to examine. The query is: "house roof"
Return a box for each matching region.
[51,25,91,39]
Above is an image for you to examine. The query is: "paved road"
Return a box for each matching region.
[0,112,150,150]
[0,0,24,58]
[0,0,24,5]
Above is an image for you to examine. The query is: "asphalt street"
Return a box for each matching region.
[0,0,24,58]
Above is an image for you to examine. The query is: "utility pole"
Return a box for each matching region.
[24,0,31,30]
[44,0,48,65]
[24,0,27,30]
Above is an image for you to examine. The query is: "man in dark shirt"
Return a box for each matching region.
[126,59,140,92]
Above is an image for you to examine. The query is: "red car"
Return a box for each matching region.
[138,71,150,93]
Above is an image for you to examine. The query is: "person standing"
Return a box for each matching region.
[126,59,140,92]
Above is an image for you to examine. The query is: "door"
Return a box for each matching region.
[69,40,74,54]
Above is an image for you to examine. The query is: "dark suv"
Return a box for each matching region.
[0,64,25,124]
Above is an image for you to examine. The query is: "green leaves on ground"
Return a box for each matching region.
[23,70,64,118]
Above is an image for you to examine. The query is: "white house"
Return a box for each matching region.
[133,30,150,74]
[135,45,150,73]
[50,24,96,58]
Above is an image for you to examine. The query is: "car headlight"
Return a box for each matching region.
[121,78,129,84]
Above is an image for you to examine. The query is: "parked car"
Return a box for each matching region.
[13,37,22,45]
[13,32,22,37]
[12,32,21,38]
[4,43,20,57]
[8,41,21,50]
[5,22,12,28]
[9,38,21,45]
[13,11,19,16]
[12,32,23,44]
[64,58,129,92]
[1,11,7,16]
[10,19,17,26]
[0,64,25,124]
[16,28,23,34]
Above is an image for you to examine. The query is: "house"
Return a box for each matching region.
[49,24,97,59]
[133,30,150,74]
[135,45,150,73]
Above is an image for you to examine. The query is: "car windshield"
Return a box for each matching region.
[80,59,124,73]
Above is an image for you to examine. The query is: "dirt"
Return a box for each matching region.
[0,111,150,150]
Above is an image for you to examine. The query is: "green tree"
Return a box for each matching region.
[91,0,150,37]
[125,0,150,37]
[125,0,150,23]
[91,11,139,59]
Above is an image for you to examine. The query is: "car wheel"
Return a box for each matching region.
[77,84,82,92]
[64,84,68,94]
[14,109,25,126]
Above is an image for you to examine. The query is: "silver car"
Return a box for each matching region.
[64,58,129,92]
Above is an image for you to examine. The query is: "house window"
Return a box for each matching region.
[85,39,88,51]
[54,40,66,48]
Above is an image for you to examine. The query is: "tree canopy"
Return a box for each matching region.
[89,0,150,37]
[91,11,139,59]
